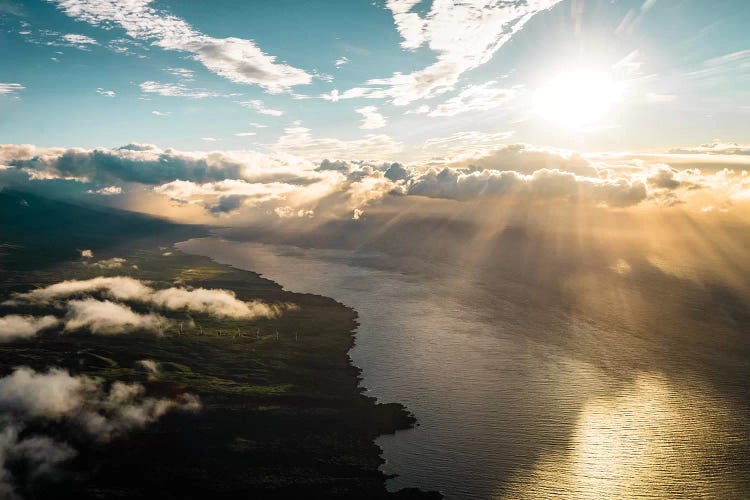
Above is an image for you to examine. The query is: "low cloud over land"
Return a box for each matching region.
[0,366,200,497]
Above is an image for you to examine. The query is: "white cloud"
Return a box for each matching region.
[151,110,171,116]
[338,0,563,105]
[61,33,98,47]
[0,83,24,96]
[0,315,59,342]
[235,132,257,137]
[89,257,127,269]
[0,366,200,496]
[150,287,292,319]
[80,249,94,258]
[163,67,195,81]
[140,81,219,99]
[64,299,170,334]
[428,81,518,117]
[335,56,350,67]
[88,185,122,195]
[8,276,293,321]
[355,106,387,129]
[50,0,311,93]
[6,276,152,305]
[201,137,218,142]
[96,87,116,97]
[237,100,283,116]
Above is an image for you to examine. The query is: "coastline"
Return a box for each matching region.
[0,240,437,498]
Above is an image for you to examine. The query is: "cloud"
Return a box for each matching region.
[89,257,127,269]
[151,110,170,116]
[335,57,350,68]
[201,137,218,142]
[0,366,200,496]
[6,276,152,305]
[427,81,519,117]
[336,0,563,105]
[49,0,311,93]
[438,143,599,176]
[235,132,256,137]
[64,299,170,334]
[95,87,115,97]
[407,167,648,207]
[163,67,195,81]
[0,83,24,96]
[149,287,292,319]
[0,366,201,437]
[61,33,97,48]
[0,316,59,342]
[140,81,220,99]
[669,141,750,156]
[80,249,94,258]
[88,185,122,195]
[272,126,402,159]
[355,106,387,130]
[237,100,283,116]
[0,424,76,499]
[7,276,293,321]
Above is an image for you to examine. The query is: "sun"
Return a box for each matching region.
[534,69,623,130]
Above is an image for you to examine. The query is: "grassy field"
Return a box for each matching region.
[0,192,438,499]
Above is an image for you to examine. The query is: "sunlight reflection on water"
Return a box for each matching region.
[178,237,750,500]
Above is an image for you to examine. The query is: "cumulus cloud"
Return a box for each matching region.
[6,276,152,305]
[407,167,647,207]
[334,0,563,105]
[80,249,94,258]
[150,287,292,319]
[2,143,251,185]
[0,366,200,496]
[355,106,386,130]
[8,276,293,321]
[49,0,311,93]
[64,299,170,334]
[2,140,750,223]
[0,316,59,342]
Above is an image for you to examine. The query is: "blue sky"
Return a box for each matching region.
[1,0,748,159]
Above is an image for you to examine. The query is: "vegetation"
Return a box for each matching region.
[0,191,439,499]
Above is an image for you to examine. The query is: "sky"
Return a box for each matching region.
[2,0,749,156]
[1,0,750,226]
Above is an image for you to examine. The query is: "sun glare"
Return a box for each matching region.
[534,69,623,130]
